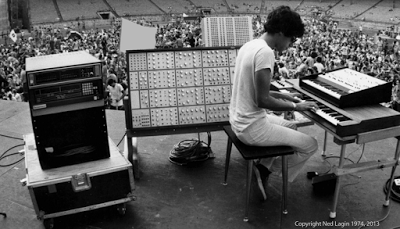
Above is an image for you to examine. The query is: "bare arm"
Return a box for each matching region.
[255,68,318,111]
[269,90,301,102]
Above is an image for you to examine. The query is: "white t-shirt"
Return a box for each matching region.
[313,62,325,73]
[229,38,275,132]
[107,83,124,107]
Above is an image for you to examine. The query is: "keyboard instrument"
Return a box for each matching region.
[283,80,400,138]
[270,80,293,91]
[299,68,392,108]
[282,77,400,220]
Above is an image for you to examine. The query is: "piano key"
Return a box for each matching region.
[313,109,340,125]
[283,87,352,125]
[298,96,352,126]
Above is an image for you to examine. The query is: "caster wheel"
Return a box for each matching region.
[117,203,126,215]
[43,218,54,229]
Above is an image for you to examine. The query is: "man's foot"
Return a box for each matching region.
[253,162,272,201]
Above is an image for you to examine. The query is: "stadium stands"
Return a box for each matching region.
[29,0,59,24]
[329,0,379,19]
[24,0,400,26]
[298,0,339,15]
[356,0,400,24]
[106,0,163,16]
[56,0,108,21]
[151,0,193,14]
[225,0,262,13]
[189,0,230,14]
[264,0,302,14]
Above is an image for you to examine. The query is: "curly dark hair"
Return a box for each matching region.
[263,6,305,38]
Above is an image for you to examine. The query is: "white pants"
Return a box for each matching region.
[233,114,318,182]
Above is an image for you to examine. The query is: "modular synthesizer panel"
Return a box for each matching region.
[127,47,239,129]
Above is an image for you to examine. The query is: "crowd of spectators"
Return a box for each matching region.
[154,17,203,48]
[0,17,204,104]
[265,17,400,108]
[1,13,400,109]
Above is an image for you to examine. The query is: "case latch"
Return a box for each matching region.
[71,173,91,192]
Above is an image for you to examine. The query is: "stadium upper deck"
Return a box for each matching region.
[56,0,109,21]
[25,0,400,25]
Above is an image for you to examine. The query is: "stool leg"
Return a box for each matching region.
[244,160,253,222]
[322,131,328,157]
[282,155,288,215]
[223,137,233,185]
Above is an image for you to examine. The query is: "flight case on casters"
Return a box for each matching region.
[23,133,135,229]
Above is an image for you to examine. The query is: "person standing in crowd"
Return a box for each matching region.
[107,78,125,110]
[313,56,325,73]
[392,79,400,111]
[11,89,22,102]
[229,6,319,198]
[306,51,317,68]
[186,33,196,47]
[278,62,290,79]
[377,37,383,53]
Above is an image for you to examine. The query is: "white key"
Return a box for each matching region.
[313,108,339,126]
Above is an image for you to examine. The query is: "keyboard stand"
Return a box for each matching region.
[326,126,400,218]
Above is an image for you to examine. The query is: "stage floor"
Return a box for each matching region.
[0,100,399,229]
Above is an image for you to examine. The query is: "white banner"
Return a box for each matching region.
[9,30,17,43]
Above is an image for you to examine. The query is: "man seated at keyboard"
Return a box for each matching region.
[229,6,319,194]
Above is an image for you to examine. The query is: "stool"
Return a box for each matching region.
[222,125,295,222]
